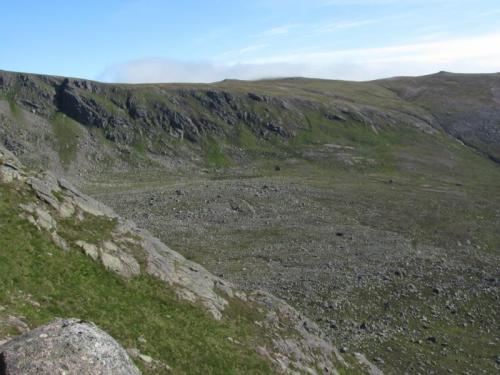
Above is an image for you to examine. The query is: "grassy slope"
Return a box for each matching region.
[0,182,275,375]
[51,112,85,167]
[375,72,500,162]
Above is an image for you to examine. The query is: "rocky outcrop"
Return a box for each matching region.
[56,79,135,143]
[0,318,140,375]
[0,146,231,319]
[250,290,345,374]
[0,145,372,374]
[56,79,107,128]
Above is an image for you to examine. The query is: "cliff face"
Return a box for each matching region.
[0,70,306,148]
[2,70,499,178]
[0,69,445,176]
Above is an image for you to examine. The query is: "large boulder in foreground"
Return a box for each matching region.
[0,318,140,375]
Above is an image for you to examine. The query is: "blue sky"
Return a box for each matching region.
[1,0,500,82]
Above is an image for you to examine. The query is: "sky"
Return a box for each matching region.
[1,0,500,83]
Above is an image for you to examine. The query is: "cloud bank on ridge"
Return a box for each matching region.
[99,32,500,83]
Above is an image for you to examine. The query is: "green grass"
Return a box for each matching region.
[203,137,232,168]
[58,214,118,245]
[7,95,21,119]
[51,112,85,168]
[84,91,126,116]
[236,125,258,150]
[0,91,23,120]
[0,182,274,374]
[132,139,148,155]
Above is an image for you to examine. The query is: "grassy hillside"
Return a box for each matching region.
[0,182,274,374]
[377,71,500,163]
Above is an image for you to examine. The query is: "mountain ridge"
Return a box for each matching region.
[1,68,499,374]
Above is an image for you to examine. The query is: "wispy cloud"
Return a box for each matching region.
[99,31,500,83]
[239,44,269,54]
[258,24,299,36]
[317,18,381,33]
[98,58,304,83]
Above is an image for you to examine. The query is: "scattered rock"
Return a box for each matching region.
[394,269,405,277]
[127,347,172,371]
[374,357,385,364]
[229,199,255,216]
[325,113,346,121]
[248,92,267,102]
[4,316,30,333]
[75,240,99,261]
[35,207,56,231]
[138,354,153,364]
[100,252,140,279]
[355,352,384,375]
[0,163,21,183]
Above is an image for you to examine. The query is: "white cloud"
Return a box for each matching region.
[239,44,269,54]
[317,18,382,33]
[258,24,299,36]
[99,32,500,83]
[313,12,410,35]
[98,58,306,83]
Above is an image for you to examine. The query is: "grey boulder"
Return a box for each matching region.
[0,318,140,375]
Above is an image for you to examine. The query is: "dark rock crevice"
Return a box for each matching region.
[53,78,69,111]
[0,352,6,375]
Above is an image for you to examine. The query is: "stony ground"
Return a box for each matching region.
[86,155,500,375]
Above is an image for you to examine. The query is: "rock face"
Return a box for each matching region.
[0,318,140,375]
[0,69,448,173]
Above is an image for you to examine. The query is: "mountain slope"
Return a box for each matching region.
[0,70,439,176]
[1,69,499,374]
[377,71,500,163]
[0,146,373,374]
